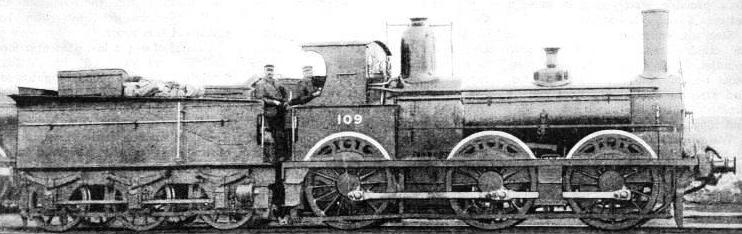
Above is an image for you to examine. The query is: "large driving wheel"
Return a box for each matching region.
[564,130,661,230]
[303,132,394,230]
[446,131,537,229]
[447,167,536,229]
[304,167,393,230]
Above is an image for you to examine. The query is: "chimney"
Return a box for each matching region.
[641,9,669,79]
[401,17,437,83]
[533,47,570,87]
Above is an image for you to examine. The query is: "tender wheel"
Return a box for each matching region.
[198,184,253,230]
[564,130,660,230]
[304,167,393,230]
[79,185,126,227]
[120,185,173,231]
[34,186,87,232]
[201,210,252,230]
[447,167,536,229]
[34,210,81,232]
[446,131,537,230]
[162,184,199,226]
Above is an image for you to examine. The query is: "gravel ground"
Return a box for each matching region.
[1,210,741,233]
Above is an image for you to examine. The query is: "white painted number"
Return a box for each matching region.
[337,114,363,125]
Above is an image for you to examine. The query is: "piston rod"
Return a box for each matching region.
[347,190,539,201]
[562,187,632,200]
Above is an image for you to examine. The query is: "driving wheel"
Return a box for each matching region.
[304,167,393,230]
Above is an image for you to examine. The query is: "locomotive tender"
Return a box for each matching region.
[1,9,737,231]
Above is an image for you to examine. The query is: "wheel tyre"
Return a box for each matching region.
[201,211,252,230]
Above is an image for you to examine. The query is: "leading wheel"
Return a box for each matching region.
[564,166,660,230]
[564,130,661,230]
[304,167,393,230]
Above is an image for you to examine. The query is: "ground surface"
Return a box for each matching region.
[1,207,740,234]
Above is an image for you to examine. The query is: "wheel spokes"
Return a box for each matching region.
[304,167,392,230]
[447,167,535,230]
[565,165,659,230]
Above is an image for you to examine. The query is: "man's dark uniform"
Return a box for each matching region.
[288,66,321,106]
[253,65,289,212]
[253,72,288,163]
[288,78,319,105]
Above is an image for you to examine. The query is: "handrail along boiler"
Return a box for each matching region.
[1,9,737,232]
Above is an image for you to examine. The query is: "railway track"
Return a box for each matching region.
[2,213,741,233]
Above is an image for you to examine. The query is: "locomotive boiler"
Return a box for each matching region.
[1,9,737,232]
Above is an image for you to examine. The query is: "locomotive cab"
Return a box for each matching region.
[282,42,399,219]
[299,41,392,106]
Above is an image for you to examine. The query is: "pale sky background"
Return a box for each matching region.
[0,0,740,118]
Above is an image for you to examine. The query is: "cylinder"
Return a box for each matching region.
[401,17,437,83]
[641,9,669,79]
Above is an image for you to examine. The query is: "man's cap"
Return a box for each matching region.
[264,64,274,68]
[302,66,313,71]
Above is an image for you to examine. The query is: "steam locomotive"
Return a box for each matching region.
[0,9,736,232]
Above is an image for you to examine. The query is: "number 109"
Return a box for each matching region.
[337,114,363,125]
